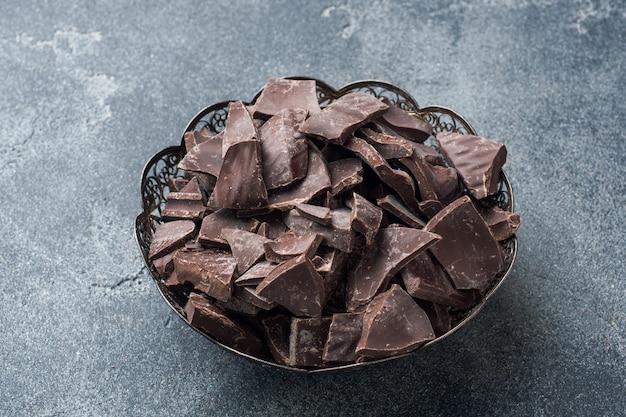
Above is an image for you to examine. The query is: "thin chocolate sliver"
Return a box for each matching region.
[378,98,433,143]
[295,203,332,226]
[348,192,383,246]
[148,220,196,260]
[299,92,389,144]
[184,293,265,357]
[253,78,321,118]
[376,194,426,229]
[359,127,414,159]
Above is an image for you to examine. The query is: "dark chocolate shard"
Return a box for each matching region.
[256,254,325,317]
[359,127,414,159]
[256,222,270,238]
[198,209,260,248]
[327,158,364,196]
[263,231,324,264]
[253,78,321,118]
[400,251,478,309]
[476,204,521,241]
[152,249,177,279]
[168,177,189,193]
[234,285,277,310]
[411,142,446,166]
[436,132,507,200]
[260,314,291,365]
[348,192,383,246]
[295,203,332,226]
[221,228,271,274]
[378,98,433,142]
[207,140,268,210]
[215,292,263,317]
[221,100,257,157]
[283,207,356,253]
[356,284,435,359]
[322,312,364,364]
[259,108,309,190]
[254,211,289,239]
[183,128,214,153]
[289,317,332,368]
[178,132,224,177]
[162,177,206,220]
[267,143,331,210]
[311,247,347,303]
[376,194,426,229]
[415,299,451,337]
[344,135,420,212]
[345,226,441,311]
[184,293,264,356]
[234,261,279,286]
[148,220,196,259]
[424,196,504,290]
[173,248,237,302]
[299,92,389,144]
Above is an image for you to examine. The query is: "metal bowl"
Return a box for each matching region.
[134,77,518,373]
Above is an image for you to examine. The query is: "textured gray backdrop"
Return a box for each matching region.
[1,1,624,416]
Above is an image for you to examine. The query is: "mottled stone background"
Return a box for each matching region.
[0,1,623,416]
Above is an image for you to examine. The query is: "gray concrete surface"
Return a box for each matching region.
[1,1,624,416]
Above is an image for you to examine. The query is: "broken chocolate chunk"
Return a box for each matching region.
[174,248,237,302]
[184,292,264,356]
[162,177,206,220]
[424,196,504,290]
[327,158,364,196]
[221,100,258,158]
[295,203,332,226]
[256,254,326,317]
[234,261,279,286]
[348,192,383,246]
[263,231,323,264]
[376,194,426,229]
[436,132,507,200]
[476,204,521,241]
[259,108,309,190]
[378,98,433,142]
[260,314,291,365]
[289,316,332,367]
[283,207,356,253]
[198,209,260,248]
[359,127,414,159]
[148,220,196,259]
[178,132,224,177]
[253,78,321,118]
[346,226,441,311]
[221,228,271,274]
[400,251,478,309]
[322,312,364,364]
[183,128,214,153]
[356,284,435,359]
[299,92,389,144]
[208,140,268,210]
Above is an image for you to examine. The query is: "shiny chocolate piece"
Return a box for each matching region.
[436,132,507,200]
[424,196,504,290]
[356,284,435,359]
[378,98,433,142]
[299,92,389,144]
[327,158,364,196]
[344,135,420,212]
[400,251,478,309]
[183,128,214,153]
[322,312,364,364]
[234,261,279,286]
[289,317,332,367]
[267,143,330,210]
[178,133,224,177]
[348,192,383,246]
[148,220,196,259]
[253,78,321,118]
[208,140,268,210]
[283,207,356,253]
[260,314,291,365]
[415,299,451,337]
[174,248,237,302]
[259,108,309,190]
[162,177,206,220]
[234,285,277,310]
[312,247,347,303]
[256,254,325,317]
[346,226,441,311]
[221,100,257,157]
[221,228,271,274]
[184,293,264,356]
[376,194,426,229]
[295,203,332,226]
[359,127,414,159]
[476,204,521,241]
[263,231,323,264]
[198,209,260,248]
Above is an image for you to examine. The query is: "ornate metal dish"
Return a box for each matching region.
[135,77,518,373]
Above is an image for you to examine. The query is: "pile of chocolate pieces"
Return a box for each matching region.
[148,78,520,368]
